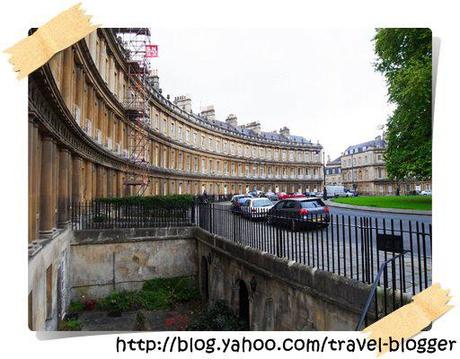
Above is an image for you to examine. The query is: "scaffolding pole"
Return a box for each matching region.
[114,28,153,195]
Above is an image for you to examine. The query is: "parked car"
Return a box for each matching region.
[420,190,432,196]
[277,192,288,200]
[263,191,278,201]
[267,198,330,230]
[241,198,275,220]
[230,195,251,214]
[325,185,346,198]
[344,189,356,197]
[248,190,263,198]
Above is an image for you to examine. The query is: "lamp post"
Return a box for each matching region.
[322,151,327,200]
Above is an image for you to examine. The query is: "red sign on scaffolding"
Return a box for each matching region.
[145,44,159,58]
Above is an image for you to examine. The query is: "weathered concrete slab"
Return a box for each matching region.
[70,227,198,300]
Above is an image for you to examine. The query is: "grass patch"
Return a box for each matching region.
[59,318,82,331]
[95,276,201,313]
[332,195,431,211]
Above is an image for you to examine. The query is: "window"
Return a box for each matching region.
[192,132,196,144]
[178,127,182,141]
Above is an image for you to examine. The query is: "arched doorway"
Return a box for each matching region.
[238,280,250,329]
[201,257,209,301]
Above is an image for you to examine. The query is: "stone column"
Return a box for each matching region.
[29,119,40,243]
[96,165,104,198]
[107,169,113,198]
[72,156,83,203]
[39,137,56,238]
[57,148,71,227]
[62,47,74,110]
[85,161,93,200]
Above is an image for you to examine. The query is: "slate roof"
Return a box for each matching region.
[344,138,386,155]
[197,116,314,146]
[327,156,342,166]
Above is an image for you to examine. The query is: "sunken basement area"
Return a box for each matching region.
[29,222,376,331]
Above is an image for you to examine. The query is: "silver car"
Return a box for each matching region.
[241,198,274,220]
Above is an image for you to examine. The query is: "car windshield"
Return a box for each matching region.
[238,197,250,204]
[253,199,272,207]
[300,200,323,208]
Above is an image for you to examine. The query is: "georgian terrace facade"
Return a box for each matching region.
[340,137,431,195]
[29,28,323,244]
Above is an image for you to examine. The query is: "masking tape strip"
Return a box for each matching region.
[4,3,98,80]
[363,283,453,355]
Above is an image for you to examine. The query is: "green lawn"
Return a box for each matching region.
[332,195,432,211]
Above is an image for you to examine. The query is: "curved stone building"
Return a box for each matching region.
[28,29,323,329]
[29,28,323,243]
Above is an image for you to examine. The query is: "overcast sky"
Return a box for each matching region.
[148,28,393,160]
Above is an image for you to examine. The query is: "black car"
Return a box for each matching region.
[267,198,330,230]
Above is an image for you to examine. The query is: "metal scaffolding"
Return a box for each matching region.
[114,28,153,195]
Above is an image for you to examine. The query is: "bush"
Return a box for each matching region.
[95,276,201,314]
[68,300,85,313]
[187,300,246,331]
[97,291,131,314]
[59,318,82,331]
[94,195,195,209]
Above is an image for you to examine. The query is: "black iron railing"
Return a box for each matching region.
[71,197,431,327]
[70,195,232,230]
[197,203,432,325]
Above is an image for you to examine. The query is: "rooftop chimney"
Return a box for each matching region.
[226,114,238,127]
[243,121,261,134]
[200,105,215,120]
[149,69,160,91]
[174,95,192,113]
[279,126,290,137]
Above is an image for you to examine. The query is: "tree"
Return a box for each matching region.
[373,28,432,180]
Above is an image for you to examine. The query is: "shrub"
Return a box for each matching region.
[96,291,131,313]
[187,300,246,331]
[59,318,82,331]
[95,276,201,314]
[68,300,85,313]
